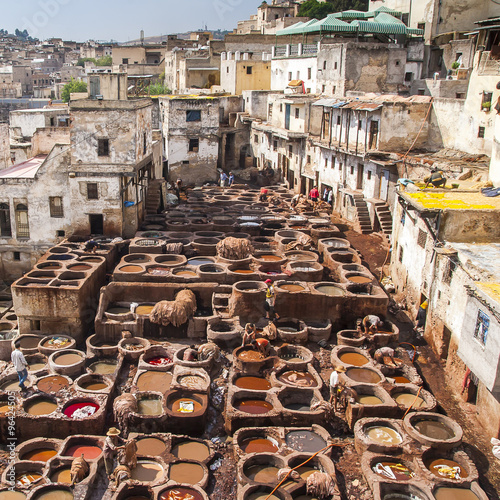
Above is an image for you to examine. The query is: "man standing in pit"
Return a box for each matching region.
[11,340,29,392]
[264,279,276,320]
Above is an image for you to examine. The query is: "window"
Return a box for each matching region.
[478,126,485,138]
[474,310,490,345]
[481,91,493,111]
[189,138,199,152]
[399,246,404,263]
[273,140,278,151]
[186,110,201,122]
[417,22,425,31]
[13,251,21,261]
[49,197,64,218]
[334,62,337,70]
[358,119,363,130]
[395,60,401,66]
[323,61,327,70]
[325,158,328,168]
[288,145,293,156]
[98,139,109,157]
[367,171,372,180]
[308,68,312,79]
[57,230,65,237]
[143,133,147,155]
[295,108,299,119]
[288,72,292,81]
[182,160,189,165]
[443,259,456,284]
[122,58,129,64]
[246,66,253,75]
[0,203,11,237]
[405,72,413,82]
[322,85,326,93]
[417,228,427,248]
[307,155,311,164]
[456,92,465,99]
[15,204,29,238]
[337,116,341,125]
[338,162,342,171]
[226,67,229,73]
[268,103,273,119]
[87,183,99,200]
[254,134,258,143]
[350,165,354,175]
[333,85,336,94]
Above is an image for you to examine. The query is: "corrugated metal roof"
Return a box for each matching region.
[303,14,356,33]
[343,101,382,111]
[371,6,403,16]
[333,10,370,19]
[353,20,408,34]
[313,98,346,107]
[0,155,47,179]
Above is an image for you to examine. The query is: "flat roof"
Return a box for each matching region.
[404,191,500,211]
[0,155,47,179]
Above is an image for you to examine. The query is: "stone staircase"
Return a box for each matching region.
[145,180,162,215]
[352,193,372,234]
[374,201,393,235]
[212,293,231,318]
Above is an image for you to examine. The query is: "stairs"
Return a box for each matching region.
[212,293,232,318]
[352,193,372,234]
[374,201,393,235]
[145,180,162,215]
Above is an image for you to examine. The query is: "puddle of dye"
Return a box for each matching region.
[22,449,57,461]
[89,361,117,374]
[235,376,271,390]
[37,375,70,393]
[434,488,479,500]
[107,306,130,315]
[170,398,203,413]
[285,431,326,453]
[69,264,91,271]
[136,437,167,456]
[366,426,403,445]
[278,371,316,387]
[245,464,279,483]
[120,265,144,273]
[0,492,27,499]
[54,353,82,366]
[26,400,57,416]
[178,375,205,390]
[346,368,381,384]
[235,400,273,414]
[372,462,415,481]
[136,305,155,315]
[160,488,204,500]
[357,395,383,405]
[238,349,265,362]
[348,276,372,283]
[147,356,171,366]
[188,258,213,266]
[174,270,198,277]
[131,461,163,482]
[28,363,46,371]
[259,255,282,261]
[81,381,108,391]
[65,445,102,459]
[395,394,425,408]
[427,458,467,480]
[286,402,310,411]
[16,473,42,487]
[63,402,99,419]
[280,284,306,292]
[137,372,172,392]
[137,399,163,416]
[32,489,73,500]
[339,352,368,366]
[394,376,411,384]
[414,420,455,440]
[316,285,344,296]
[1,381,21,391]
[171,441,210,461]
[50,468,73,483]
[169,462,204,484]
[246,494,280,500]
[241,438,278,454]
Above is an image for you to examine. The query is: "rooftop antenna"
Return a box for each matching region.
[140,30,144,45]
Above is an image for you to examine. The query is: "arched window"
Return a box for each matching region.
[15,204,29,238]
[0,203,11,237]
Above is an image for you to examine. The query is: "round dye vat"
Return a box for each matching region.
[235,376,271,391]
[15,472,42,487]
[54,353,82,366]
[88,360,117,374]
[21,337,42,348]
[169,398,203,414]
[147,267,171,276]
[348,275,372,284]
[146,356,171,367]
[434,488,479,500]
[22,449,57,462]
[28,363,46,372]
[315,285,344,296]
[178,375,205,391]
[285,431,326,453]
[137,371,172,392]
[50,468,72,483]
[0,492,27,499]
[68,264,91,271]
[233,269,254,274]
[136,437,167,456]
[136,305,155,315]
[241,438,278,454]
[339,352,369,366]
[80,380,108,391]
[63,401,99,419]
[188,258,214,266]
[295,466,317,480]
[258,255,282,262]
[238,349,265,362]
[346,368,381,384]
[106,306,130,315]
[245,465,279,483]
[1,380,21,391]
[137,398,163,416]
[169,462,204,485]
[394,376,411,384]
[357,395,384,405]
[426,458,467,480]
[235,400,273,415]
[280,284,306,292]
[414,420,455,440]
[171,441,211,461]
[366,426,403,445]
[395,394,425,408]
[246,494,280,500]
[32,489,73,500]
[160,487,204,500]
[278,326,298,333]
[278,371,316,387]
[372,462,415,481]
[65,445,101,459]
[173,270,197,277]
[286,402,310,412]
[120,265,144,273]
[25,399,57,416]
[131,461,164,482]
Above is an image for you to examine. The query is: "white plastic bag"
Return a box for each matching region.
[492,437,500,459]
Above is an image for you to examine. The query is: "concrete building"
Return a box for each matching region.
[390,189,500,438]
[220,52,271,95]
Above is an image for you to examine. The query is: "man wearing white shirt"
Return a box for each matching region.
[11,341,28,391]
[329,365,346,411]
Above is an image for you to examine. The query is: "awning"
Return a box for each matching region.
[288,80,304,87]
[187,67,219,71]
[313,98,347,108]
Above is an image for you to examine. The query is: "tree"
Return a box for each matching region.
[76,57,97,67]
[298,0,368,18]
[95,55,112,66]
[61,78,87,103]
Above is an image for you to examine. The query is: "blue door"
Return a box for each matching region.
[285,104,291,130]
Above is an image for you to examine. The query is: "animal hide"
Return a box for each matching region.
[70,454,89,485]
[113,393,137,435]
[149,289,197,327]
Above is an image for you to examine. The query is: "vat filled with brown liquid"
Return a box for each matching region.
[169,462,205,485]
[171,441,210,461]
[137,397,163,416]
[244,464,279,483]
[357,395,384,405]
[88,360,117,375]
[426,458,467,480]
[339,352,369,366]
[285,431,326,453]
[235,399,273,415]
[235,376,271,390]
[22,448,57,462]
[32,489,74,500]
[240,437,279,454]
[159,487,204,500]
[25,398,57,416]
[136,371,172,392]
[238,349,265,362]
[168,397,203,414]
[434,488,479,500]
[131,461,164,482]
[136,437,167,456]
[54,353,82,366]
[395,393,425,408]
[50,468,73,483]
[414,420,455,440]
[278,371,316,387]
[366,426,403,445]
[346,367,382,384]
[372,461,415,481]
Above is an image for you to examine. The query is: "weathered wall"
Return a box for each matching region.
[490,113,500,187]
[31,127,70,156]
[243,90,275,120]
[271,56,317,93]
[0,123,9,169]
[10,108,69,141]
[410,79,468,98]
[438,209,500,243]
[221,59,271,95]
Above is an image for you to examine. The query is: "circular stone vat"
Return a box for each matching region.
[278,282,307,293]
[314,283,345,296]
[433,488,480,500]
[393,390,426,409]
[235,376,271,391]
[166,393,205,414]
[177,374,207,391]
[240,436,279,454]
[24,396,57,416]
[118,338,150,360]
[339,351,370,367]
[118,264,144,273]
[123,254,152,263]
[159,487,205,500]
[39,335,75,355]
[136,437,167,456]
[404,412,462,449]
[26,355,47,373]
[243,487,286,500]
[168,461,205,485]
[277,345,313,368]
[75,374,110,392]
[62,400,99,419]
[277,370,317,388]
[345,272,373,284]
[136,371,173,392]
[36,374,72,393]
[370,456,415,481]
[171,440,210,461]
[285,430,327,453]
[21,448,58,462]
[365,425,403,446]
[31,487,73,500]
[63,441,102,460]
[198,264,225,273]
[87,359,118,375]
[154,255,187,266]
[50,466,76,484]
[423,451,470,482]
[345,367,383,384]
[131,460,164,482]
[172,267,198,278]
[49,349,85,377]
[135,303,156,316]
[234,398,273,415]
[243,456,285,485]
[136,394,163,416]
[67,263,92,272]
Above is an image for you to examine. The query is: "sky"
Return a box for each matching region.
[1,0,263,42]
